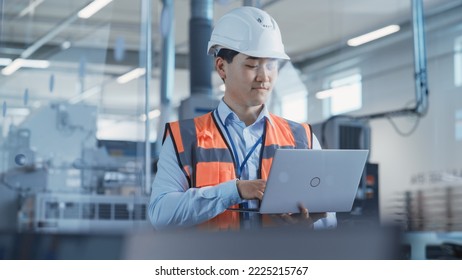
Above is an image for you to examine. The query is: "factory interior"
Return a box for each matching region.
[1,0,462,260]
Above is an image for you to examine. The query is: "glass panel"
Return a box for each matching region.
[0,0,157,234]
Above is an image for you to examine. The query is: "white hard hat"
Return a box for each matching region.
[207,6,290,60]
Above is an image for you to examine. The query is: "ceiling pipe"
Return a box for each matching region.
[411,0,429,116]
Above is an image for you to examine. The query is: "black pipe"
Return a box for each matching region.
[189,0,213,96]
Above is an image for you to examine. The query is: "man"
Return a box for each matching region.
[149,6,336,230]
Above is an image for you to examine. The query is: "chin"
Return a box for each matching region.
[246,90,270,105]
[248,98,268,107]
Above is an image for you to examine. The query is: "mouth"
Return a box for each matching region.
[252,85,270,91]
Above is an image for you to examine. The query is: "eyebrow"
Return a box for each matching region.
[245,56,259,60]
[245,56,278,62]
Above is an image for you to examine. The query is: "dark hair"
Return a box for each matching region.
[216,48,239,63]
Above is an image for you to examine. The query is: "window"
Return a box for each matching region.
[317,72,362,117]
[455,36,462,87]
[455,109,462,141]
[280,91,308,123]
[273,62,308,122]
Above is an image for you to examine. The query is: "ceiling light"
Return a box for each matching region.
[2,59,24,75]
[78,0,113,19]
[61,41,72,50]
[0,58,13,66]
[2,58,50,76]
[116,68,146,84]
[7,108,30,116]
[20,59,50,68]
[140,109,161,121]
[347,25,400,47]
[1,58,50,76]
[18,0,44,18]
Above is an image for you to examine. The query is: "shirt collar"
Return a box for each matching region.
[216,99,274,127]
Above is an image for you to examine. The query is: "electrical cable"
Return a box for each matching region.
[386,113,421,137]
[384,99,423,137]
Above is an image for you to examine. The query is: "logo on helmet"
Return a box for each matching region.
[256,17,273,29]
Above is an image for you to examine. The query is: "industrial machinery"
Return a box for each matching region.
[396,187,462,259]
[0,103,151,233]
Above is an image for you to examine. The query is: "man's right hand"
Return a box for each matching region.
[236,179,266,200]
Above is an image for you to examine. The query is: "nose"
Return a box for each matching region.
[255,65,270,82]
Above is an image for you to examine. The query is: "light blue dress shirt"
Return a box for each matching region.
[148,100,337,230]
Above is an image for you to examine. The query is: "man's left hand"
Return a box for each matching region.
[272,204,327,228]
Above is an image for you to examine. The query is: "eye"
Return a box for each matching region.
[246,64,258,69]
[266,61,278,71]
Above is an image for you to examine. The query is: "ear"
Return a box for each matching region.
[215,57,226,80]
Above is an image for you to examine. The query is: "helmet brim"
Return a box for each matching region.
[208,43,290,60]
[239,49,290,60]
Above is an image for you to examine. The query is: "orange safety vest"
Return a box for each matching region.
[163,112,313,230]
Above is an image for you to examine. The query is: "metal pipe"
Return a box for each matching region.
[0,0,4,46]
[142,0,152,195]
[412,0,429,115]
[189,0,213,96]
[243,0,261,7]
[329,0,432,122]
[160,0,175,105]
[244,1,282,10]
[155,0,175,167]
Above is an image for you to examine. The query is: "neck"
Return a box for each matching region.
[223,97,263,126]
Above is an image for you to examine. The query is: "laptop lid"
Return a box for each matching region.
[259,149,369,214]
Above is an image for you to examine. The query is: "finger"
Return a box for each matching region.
[257,189,265,196]
[259,184,266,192]
[297,203,310,219]
[256,190,264,200]
[299,207,309,220]
[280,214,296,224]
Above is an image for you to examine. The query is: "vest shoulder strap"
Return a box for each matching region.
[164,112,236,188]
[268,114,312,149]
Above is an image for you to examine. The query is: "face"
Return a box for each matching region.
[217,53,279,109]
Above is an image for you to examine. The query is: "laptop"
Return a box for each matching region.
[257,149,369,214]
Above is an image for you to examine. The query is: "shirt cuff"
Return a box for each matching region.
[313,212,337,229]
[219,179,243,206]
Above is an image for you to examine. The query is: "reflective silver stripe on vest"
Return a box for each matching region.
[177,118,197,187]
[176,117,235,187]
[261,144,295,159]
[286,120,310,149]
[196,147,234,163]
